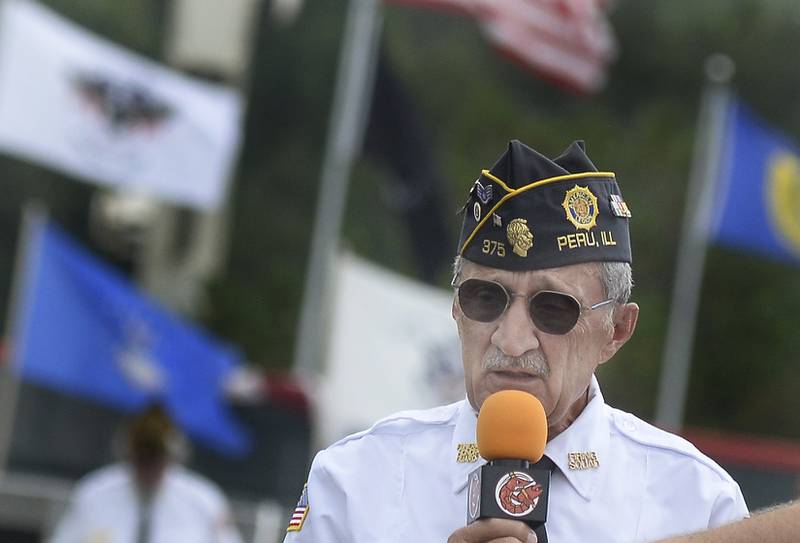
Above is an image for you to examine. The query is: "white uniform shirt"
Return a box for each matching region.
[284,378,748,543]
[49,463,243,543]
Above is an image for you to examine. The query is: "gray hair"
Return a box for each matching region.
[451,255,466,286]
[598,261,633,304]
[452,256,633,303]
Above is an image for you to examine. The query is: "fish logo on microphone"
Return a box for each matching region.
[495,471,543,517]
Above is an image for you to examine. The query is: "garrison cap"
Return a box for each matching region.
[456,140,632,271]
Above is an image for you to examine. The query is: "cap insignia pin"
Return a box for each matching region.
[473,202,481,222]
[610,194,632,218]
[562,185,599,230]
[475,180,493,204]
[506,218,534,257]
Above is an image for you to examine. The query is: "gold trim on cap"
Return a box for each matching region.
[480,170,515,193]
[459,171,616,256]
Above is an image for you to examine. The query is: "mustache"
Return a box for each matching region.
[482,348,550,377]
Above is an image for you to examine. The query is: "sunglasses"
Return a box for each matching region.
[455,278,613,335]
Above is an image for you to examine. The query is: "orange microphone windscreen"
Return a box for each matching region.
[476,390,548,463]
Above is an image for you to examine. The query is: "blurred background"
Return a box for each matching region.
[1,0,800,541]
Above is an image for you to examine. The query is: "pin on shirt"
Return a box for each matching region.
[567,451,599,470]
[457,443,481,463]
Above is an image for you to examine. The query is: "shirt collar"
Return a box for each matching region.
[449,376,611,499]
[450,398,484,493]
[543,374,610,500]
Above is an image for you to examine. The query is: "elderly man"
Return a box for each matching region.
[283,141,748,542]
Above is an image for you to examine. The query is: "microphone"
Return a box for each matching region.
[466,390,551,540]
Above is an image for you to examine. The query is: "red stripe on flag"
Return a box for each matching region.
[476,0,615,61]
[387,0,617,93]
[385,0,475,17]
[481,17,606,93]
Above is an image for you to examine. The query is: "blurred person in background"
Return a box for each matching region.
[283,140,748,542]
[48,404,243,543]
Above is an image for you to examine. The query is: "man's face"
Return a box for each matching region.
[453,260,636,436]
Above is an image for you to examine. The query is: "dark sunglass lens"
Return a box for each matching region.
[458,280,508,322]
[530,291,580,334]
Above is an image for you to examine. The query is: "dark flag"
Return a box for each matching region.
[364,49,452,283]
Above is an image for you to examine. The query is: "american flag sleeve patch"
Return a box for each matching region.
[286,484,310,532]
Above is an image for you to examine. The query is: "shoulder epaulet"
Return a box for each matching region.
[327,401,462,450]
[609,408,732,479]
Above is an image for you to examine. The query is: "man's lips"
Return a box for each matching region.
[486,370,541,386]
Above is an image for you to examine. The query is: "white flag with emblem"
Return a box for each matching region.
[317,252,463,447]
[0,0,242,210]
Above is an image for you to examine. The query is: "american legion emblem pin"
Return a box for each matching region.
[562,185,599,230]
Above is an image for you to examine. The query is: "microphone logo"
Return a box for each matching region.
[495,471,543,517]
[468,472,481,519]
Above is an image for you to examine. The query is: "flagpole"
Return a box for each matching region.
[293,0,383,377]
[0,202,47,478]
[655,54,735,429]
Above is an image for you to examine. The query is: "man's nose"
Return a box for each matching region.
[491,296,540,357]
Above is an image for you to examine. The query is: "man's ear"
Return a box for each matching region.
[599,302,639,364]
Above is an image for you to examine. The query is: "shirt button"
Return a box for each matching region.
[622,419,637,431]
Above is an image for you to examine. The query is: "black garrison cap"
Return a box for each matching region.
[456,140,632,271]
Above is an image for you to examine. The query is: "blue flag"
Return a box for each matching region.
[13,219,250,456]
[711,100,800,264]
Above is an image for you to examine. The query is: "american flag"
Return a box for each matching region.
[286,484,310,532]
[386,0,617,94]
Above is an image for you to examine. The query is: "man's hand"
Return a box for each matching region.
[447,518,537,543]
